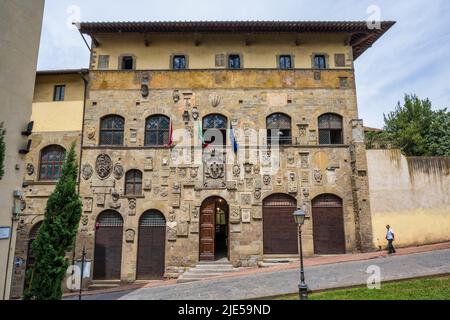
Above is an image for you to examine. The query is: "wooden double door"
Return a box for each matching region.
[199,197,229,261]
[263,194,299,255]
[312,194,346,255]
[93,211,123,280]
[136,211,166,279]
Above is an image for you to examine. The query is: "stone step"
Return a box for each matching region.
[194,264,234,270]
[177,278,202,284]
[179,272,224,279]
[187,268,236,274]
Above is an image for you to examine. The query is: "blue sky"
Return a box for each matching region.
[37,0,450,128]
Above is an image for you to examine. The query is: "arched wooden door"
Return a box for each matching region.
[136,210,166,279]
[263,194,298,254]
[312,194,346,254]
[93,211,123,280]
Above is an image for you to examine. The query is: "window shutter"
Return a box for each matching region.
[98,55,110,69]
[215,54,226,67]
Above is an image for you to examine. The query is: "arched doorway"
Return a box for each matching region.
[93,210,123,280]
[312,194,346,254]
[136,210,166,279]
[199,197,229,261]
[263,194,298,254]
[24,221,43,290]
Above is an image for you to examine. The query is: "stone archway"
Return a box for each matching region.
[199,196,229,261]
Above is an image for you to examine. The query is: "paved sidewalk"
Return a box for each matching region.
[67,243,450,300]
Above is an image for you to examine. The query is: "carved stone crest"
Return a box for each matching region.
[206,161,225,179]
[26,163,34,176]
[141,84,149,98]
[232,164,241,177]
[229,206,241,224]
[167,227,177,241]
[81,215,89,226]
[86,127,96,140]
[113,163,124,180]
[82,164,93,180]
[192,107,199,120]
[125,229,135,243]
[190,167,198,178]
[302,188,310,199]
[263,175,271,186]
[314,169,323,183]
[96,154,113,179]
[209,93,221,108]
[168,209,176,222]
[173,90,180,103]
[254,188,262,201]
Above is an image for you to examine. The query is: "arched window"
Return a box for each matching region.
[203,114,228,146]
[125,170,143,195]
[266,113,292,145]
[145,115,170,146]
[100,115,124,146]
[39,145,66,181]
[318,113,343,145]
[24,222,43,289]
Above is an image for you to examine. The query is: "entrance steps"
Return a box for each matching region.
[88,280,121,290]
[258,255,299,268]
[177,260,240,283]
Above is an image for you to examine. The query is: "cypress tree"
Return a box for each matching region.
[23,143,82,300]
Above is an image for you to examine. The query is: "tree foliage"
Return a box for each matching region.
[23,143,82,300]
[383,94,450,156]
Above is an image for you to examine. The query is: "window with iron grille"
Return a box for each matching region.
[53,85,65,101]
[125,170,143,195]
[140,211,166,227]
[314,55,327,69]
[203,114,228,146]
[100,115,125,146]
[318,113,343,144]
[39,145,66,181]
[97,211,124,227]
[312,194,342,207]
[279,55,292,69]
[228,55,241,69]
[145,115,170,146]
[266,113,292,145]
[172,55,187,70]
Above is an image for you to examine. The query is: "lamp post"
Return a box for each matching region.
[293,209,308,300]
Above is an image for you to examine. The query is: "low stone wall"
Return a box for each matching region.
[366,150,450,249]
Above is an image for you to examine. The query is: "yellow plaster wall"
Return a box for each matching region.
[33,74,84,102]
[92,33,353,70]
[367,150,450,248]
[32,74,85,132]
[31,101,84,132]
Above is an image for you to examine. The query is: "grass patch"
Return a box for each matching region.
[272,275,450,300]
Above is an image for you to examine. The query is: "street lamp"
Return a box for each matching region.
[293,209,308,300]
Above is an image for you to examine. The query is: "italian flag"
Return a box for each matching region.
[166,120,173,147]
[198,121,208,148]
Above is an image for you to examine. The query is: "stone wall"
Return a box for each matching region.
[10,132,81,299]
[74,69,373,285]
[367,150,450,249]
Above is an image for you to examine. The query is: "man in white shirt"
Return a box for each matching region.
[386,225,396,254]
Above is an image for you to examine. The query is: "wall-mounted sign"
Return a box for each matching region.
[0,227,11,240]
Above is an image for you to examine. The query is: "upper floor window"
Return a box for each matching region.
[279,55,293,69]
[318,113,343,145]
[120,56,134,70]
[228,55,241,69]
[100,115,125,146]
[145,115,170,146]
[53,85,65,101]
[39,145,66,181]
[266,113,292,145]
[203,114,228,146]
[314,55,327,70]
[125,170,143,195]
[172,55,187,70]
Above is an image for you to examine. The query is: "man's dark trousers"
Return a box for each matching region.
[388,239,396,254]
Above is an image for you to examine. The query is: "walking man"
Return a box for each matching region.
[386,225,396,254]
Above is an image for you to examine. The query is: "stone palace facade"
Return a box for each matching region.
[11,21,395,297]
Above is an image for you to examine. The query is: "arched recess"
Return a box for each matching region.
[93,210,124,280]
[263,193,298,255]
[136,210,166,279]
[24,221,43,289]
[312,194,346,254]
